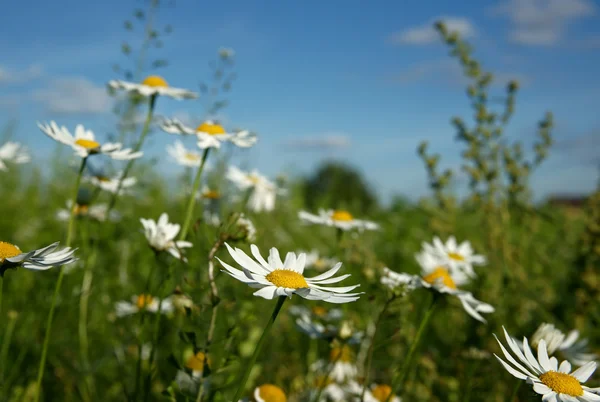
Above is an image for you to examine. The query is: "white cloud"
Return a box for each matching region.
[32,77,112,114]
[0,64,43,85]
[389,16,475,45]
[490,0,595,46]
[282,134,351,150]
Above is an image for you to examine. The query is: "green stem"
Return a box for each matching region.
[385,295,438,402]
[0,310,17,389]
[108,94,157,214]
[231,296,286,402]
[0,277,3,322]
[361,296,395,401]
[34,156,87,402]
[462,359,481,402]
[509,380,521,402]
[179,149,211,241]
[79,232,97,398]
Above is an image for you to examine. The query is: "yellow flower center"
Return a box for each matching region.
[0,241,21,263]
[196,122,225,135]
[331,210,353,222]
[248,174,260,185]
[265,270,308,289]
[136,294,154,309]
[185,352,207,372]
[141,75,169,88]
[422,267,457,289]
[202,190,220,199]
[447,252,465,261]
[184,152,200,162]
[75,139,101,150]
[73,204,89,216]
[329,345,353,363]
[97,176,111,182]
[256,384,287,402]
[539,371,583,396]
[371,384,393,402]
[314,258,327,269]
[311,306,327,317]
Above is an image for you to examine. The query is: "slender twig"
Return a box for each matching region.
[179,149,211,241]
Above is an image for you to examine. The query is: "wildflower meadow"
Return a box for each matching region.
[1,2,599,402]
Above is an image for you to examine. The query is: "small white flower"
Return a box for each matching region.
[524,323,598,367]
[227,166,279,212]
[39,121,143,160]
[235,213,256,242]
[362,384,401,402]
[218,244,362,303]
[301,250,339,271]
[108,75,197,99]
[166,140,204,167]
[252,384,287,402]
[288,304,343,322]
[161,119,257,150]
[140,213,192,261]
[295,315,364,344]
[312,345,358,382]
[0,241,77,275]
[84,172,136,194]
[0,141,30,171]
[299,209,379,231]
[494,326,600,401]
[56,201,119,222]
[421,236,486,278]
[115,294,174,317]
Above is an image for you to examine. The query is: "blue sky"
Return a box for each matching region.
[1,0,599,202]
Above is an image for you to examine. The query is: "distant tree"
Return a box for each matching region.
[302,161,378,214]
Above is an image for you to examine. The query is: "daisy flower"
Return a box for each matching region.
[197,186,222,227]
[114,294,174,317]
[381,257,494,323]
[0,241,76,275]
[39,122,143,160]
[289,305,343,322]
[140,213,192,261]
[362,384,401,402]
[298,209,379,231]
[312,345,358,383]
[84,172,136,194]
[421,236,486,277]
[525,323,598,367]
[494,326,600,401]
[107,75,197,99]
[160,118,257,149]
[235,213,257,242]
[0,141,30,171]
[218,244,362,303]
[310,377,347,402]
[238,384,287,402]
[56,201,119,222]
[166,140,204,167]
[302,250,339,271]
[226,166,278,212]
[295,315,363,344]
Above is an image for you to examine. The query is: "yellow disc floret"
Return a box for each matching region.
[73,204,89,216]
[202,190,220,199]
[0,242,22,263]
[370,384,393,402]
[539,371,584,396]
[447,252,465,261]
[184,152,200,162]
[265,270,308,289]
[422,267,457,289]
[136,294,154,309]
[196,122,225,135]
[311,306,327,317]
[329,345,353,363]
[185,351,207,372]
[255,384,287,402]
[331,210,353,222]
[75,139,101,150]
[142,75,169,88]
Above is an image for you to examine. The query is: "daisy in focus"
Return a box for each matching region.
[218,244,362,303]
[227,166,279,212]
[84,172,137,194]
[525,323,598,367]
[381,252,494,323]
[298,209,379,231]
[0,141,30,171]
[108,75,197,99]
[0,241,77,275]
[161,119,257,149]
[140,213,192,261]
[421,236,486,277]
[38,122,143,160]
[166,140,205,167]
[494,327,600,401]
[115,294,174,317]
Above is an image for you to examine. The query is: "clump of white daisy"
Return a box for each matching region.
[39,121,143,160]
[420,236,486,277]
[0,141,30,171]
[161,119,257,149]
[140,213,192,261]
[108,75,198,99]
[299,209,379,231]
[56,201,120,222]
[494,326,600,402]
[84,172,136,194]
[0,241,77,276]
[114,294,174,317]
[218,244,362,303]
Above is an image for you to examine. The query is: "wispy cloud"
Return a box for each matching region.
[388,16,475,45]
[282,133,351,151]
[0,64,44,85]
[490,0,596,46]
[554,130,600,167]
[32,77,112,115]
